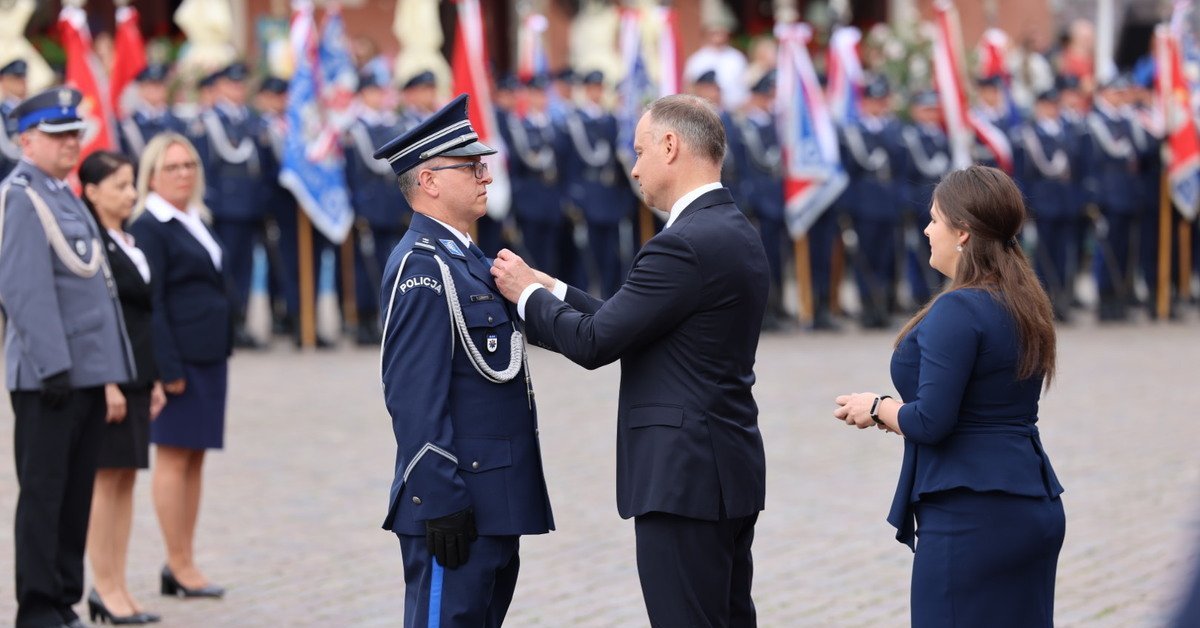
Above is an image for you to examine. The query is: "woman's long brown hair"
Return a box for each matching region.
[895,165,1057,388]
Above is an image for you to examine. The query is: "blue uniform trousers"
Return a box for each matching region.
[1035,216,1077,312]
[850,217,896,325]
[634,512,758,628]
[757,216,786,292]
[807,209,840,304]
[398,534,520,628]
[1139,206,1179,315]
[272,207,337,326]
[1092,211,1136,317]
[912,489,1064,628]
[586,223,622,298]
[213,219,261,316]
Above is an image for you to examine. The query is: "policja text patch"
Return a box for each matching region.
[398,275,443,296]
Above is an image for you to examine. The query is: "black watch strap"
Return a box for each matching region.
[869,395,893,425]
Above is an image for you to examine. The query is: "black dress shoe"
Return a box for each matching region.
[160,566,225,599]
[88,589,154,625]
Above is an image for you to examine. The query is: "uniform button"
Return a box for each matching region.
[411,496,422,505]
[471,461,480,470]
[487,315,494,323]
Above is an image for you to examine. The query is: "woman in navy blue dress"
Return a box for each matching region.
[129,133,232,599]
[834,165,1065,627]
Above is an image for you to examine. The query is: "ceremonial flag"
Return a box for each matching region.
[58,6,116,160]
[1157,24,1200,220]
[931,0,1012,172]
[515,13,549,117]
[656,6,682,97]
[826,26,863,127]
[775,23,848,237]
[616,8,656,173]
[110,3,146,115]
[976,27,1023,131]
[452,0,511,218]
[278,1,354,244]
[317,4,357,147]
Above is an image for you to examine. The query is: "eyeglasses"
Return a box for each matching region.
[161,160,199,176]
[428,161,489,180]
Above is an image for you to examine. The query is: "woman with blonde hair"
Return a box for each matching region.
[128,132,232,599]
[834,165,1065,626]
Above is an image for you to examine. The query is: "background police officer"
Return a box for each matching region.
[375,94,553,628]
[507,75,566,278]
[900,89,950,307]
[118,64,184,159]
[0,59,29,180]
[0,87,135,628]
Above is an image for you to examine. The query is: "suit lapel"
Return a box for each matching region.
[673,188,734,225]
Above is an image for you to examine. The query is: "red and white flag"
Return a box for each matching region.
[1157,24,1200,220]
[110,4,147,116]
[656,6,682,97]
[58,6,117,161]
[452,0,511,219]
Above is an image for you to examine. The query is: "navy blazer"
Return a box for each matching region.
[524,188,769,521]
[888,288,1064,549]
[129,209,233,382]
[102,230,159,388]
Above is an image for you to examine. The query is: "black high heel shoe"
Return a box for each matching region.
[160,566,225,598]
[88,589,156,625]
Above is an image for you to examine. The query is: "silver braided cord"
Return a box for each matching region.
[24,185,103,278]
[431,254,525,383]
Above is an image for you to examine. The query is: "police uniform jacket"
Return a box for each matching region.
[128,205,234,383]
[0,100,20,180]
[120,106,185,158]
[899,122,950,219]
[523,188,769,521]
[345,111,412,231]
[563,105,635,226]
[1014,119,1076,221]
[255,111,300,223]
[507,112,564,224]
[1130,108,1163,210]
[0,161,134,390]
[380,212,554,537]
[731,108,784,223]
[840,117,904,222]
[1061,109,1092,216]
[1084,103,1140,215]
[197,102,265,222]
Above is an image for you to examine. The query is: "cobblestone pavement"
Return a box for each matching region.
[1,315,1199,627]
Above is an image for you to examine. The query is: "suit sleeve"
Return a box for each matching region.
[129,219,185,382]
[525,231,703,370]
[896,291,981,445]
[381,253,471,521]
[0,185,72,381]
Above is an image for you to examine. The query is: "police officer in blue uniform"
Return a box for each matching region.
[475,74,521,258]
[1056,74,1092,309]
[731,70,793,330]
[374,94,554,628]
[0,59,29,180]
[841,76,904,328]
[900,90,951,306]
[118,64,184,158]
[196,61,266,346]
[507,74,566,277]
[346,72,411,344]
[563,70,634,298]
[1085,75,1139,321]
[400,70,439,128]
[1014,87,1077,321]
[970,75,1020,170]
[1129,63,1175,318]
[0,87,136,628]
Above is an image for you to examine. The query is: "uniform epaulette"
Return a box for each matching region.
[412,236,437,252]
[9,174,29,187]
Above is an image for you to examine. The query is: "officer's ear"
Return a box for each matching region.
[418,167,440,199]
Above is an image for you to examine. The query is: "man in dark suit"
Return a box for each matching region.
[374,94,554,628]
[492,94,769,627]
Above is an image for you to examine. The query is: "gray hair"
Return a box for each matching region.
[647,94,726,166]
[397,156,447,204]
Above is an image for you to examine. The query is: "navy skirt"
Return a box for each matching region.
[912,489,1065,627]
[151,361,228,450]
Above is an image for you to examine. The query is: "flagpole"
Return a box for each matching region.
[1157,26,1172,320]
[794,236,814,324]
[298,211,317,348]
[1181,215,1193,299]
[341,235,358,329]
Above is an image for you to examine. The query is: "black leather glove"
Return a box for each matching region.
[425,508,478,569]
[41,371,72,409]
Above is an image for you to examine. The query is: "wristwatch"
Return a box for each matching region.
[869,395,893,425]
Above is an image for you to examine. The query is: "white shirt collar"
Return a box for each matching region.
[427,215,473,248]
[145,192,199,223]
[664,182,723,230]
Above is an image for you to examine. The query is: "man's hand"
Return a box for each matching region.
[425,508,478,569]
[41,371,72,409]
[490,249,540,303]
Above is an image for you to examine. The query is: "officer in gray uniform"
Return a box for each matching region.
[0,87,134,628]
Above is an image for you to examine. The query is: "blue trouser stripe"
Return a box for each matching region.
[427,560,444,628]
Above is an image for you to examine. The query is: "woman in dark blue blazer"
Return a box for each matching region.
[128,132,232,600]
[835,165,1065,627]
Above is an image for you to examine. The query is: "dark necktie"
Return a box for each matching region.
[467,242,486,261]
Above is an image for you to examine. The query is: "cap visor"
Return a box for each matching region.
[441,140,496,158]
[38,119,86,134]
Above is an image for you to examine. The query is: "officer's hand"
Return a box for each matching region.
[491,249,538,303]
[104,383,127,423]
[425,508,478,569]
[41,371,72,409]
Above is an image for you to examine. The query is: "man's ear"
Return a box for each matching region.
[419,169,439,199]
[662,131,679,165]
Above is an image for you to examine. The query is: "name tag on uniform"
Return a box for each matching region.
[486,333,498,353]
[469,294,494,302]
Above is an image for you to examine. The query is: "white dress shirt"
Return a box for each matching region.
[427,215,473,249]
[517,182,722,319]
[144,192,223,270]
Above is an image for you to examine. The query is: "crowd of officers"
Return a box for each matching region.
[3,53,1196,340]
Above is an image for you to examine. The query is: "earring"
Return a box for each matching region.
[955,244,963,252]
